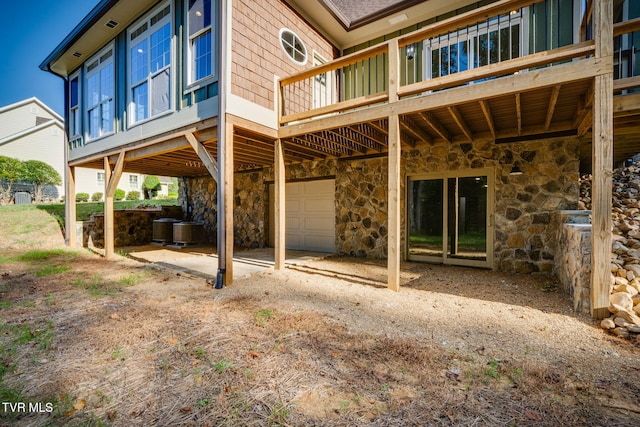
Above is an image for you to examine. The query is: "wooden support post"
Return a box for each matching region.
[591,0,613,319]
[274,138,286,270]
[65,164,76,248]
[103,152,125,260]
[388,114,401,292]
[223,121,234,285]
[103,157,114,260]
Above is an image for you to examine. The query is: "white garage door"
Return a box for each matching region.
[269,179,335,253]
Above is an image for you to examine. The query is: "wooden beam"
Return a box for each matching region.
[613,75,640,92]
[591,0,613,319]
[544,85,562,131]
[515,94,522,135]
[447,106,473,141]
[103,151,125,260]
[388,38,400,103]
[614,92,640,114]
[577,108,593,136]
[388,114,401,292]
[401,115,431,144]
[281,92,389,125]
[105,151,125,198]
[348,124,386,147]
[274,138,286,271]
[613,16,640,37]
[122,138,191,163]
[103,159,113,261]
[420,112,451,142]
[223,121,234,285]
[65,164,76,248]
[280,57,609,139]
[479,100,496,138]
[186,132,219,182]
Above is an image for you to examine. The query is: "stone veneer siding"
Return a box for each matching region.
[552,210,592,312]
[180,136,579,273]
[82,206,183,248]
[179,171,266,248]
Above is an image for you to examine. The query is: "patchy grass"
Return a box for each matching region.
[71,274,137,297]
[0,206,639,426]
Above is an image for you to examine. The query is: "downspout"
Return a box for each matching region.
[215,0,229,289]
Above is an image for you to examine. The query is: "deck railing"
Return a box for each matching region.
[279,0,599,125]
[613,16,640,93]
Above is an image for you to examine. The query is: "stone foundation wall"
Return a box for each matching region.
[403,137,580,272]
[179,171,266,248]
[181,136,579,270]
[84,206,183,248]
[552,210,592,312]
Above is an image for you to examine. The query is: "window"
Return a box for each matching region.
[128,2,172,125]
[187,0,214,84]
[97,172,105,185]
[129,175,139,189]
[279,28,307,65]
[85,44,115,140]
[69,72,81,138]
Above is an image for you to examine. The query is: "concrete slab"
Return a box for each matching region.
[124,245,330,280]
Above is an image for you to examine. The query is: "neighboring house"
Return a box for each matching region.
[40,0,640,316]
[73,167,143,200]
[0,98,144,200]
[0,98,65,198]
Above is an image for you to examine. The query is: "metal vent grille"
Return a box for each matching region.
[72,51,82,57]
[105,19,119,29]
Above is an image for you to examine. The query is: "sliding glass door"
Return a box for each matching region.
[408,169,493,268]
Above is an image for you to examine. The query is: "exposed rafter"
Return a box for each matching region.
[447,106,473,141]
[545,85,562,131]
[420,111,451,142]
[479,100,496,138]
[400,115,431,145]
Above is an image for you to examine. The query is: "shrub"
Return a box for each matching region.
[126,191,140,200]
[75,192,90,202]
[91,192,103,202]
[142,175,161,199]
[114,189,125,201]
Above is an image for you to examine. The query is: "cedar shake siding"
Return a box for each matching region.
[231,0,336,110]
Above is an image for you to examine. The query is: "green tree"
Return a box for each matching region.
[20,160,62,203]
[142,175,161,199]
[168,177,179,197]
[0,156,24,205]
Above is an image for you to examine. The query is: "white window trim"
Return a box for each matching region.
[84,42,115,142]
[129,174,139,189]
[97,172,105,185]
[68,70,82,141]
[185,0,218,90]
[126,1,174,128]
[279,28,307,66]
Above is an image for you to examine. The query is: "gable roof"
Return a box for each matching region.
[0,97,63,123]
[320,0,425,30]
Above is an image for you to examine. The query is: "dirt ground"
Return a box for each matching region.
[1,209,639,426]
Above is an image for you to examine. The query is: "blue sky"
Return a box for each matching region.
[0,0,98,116]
